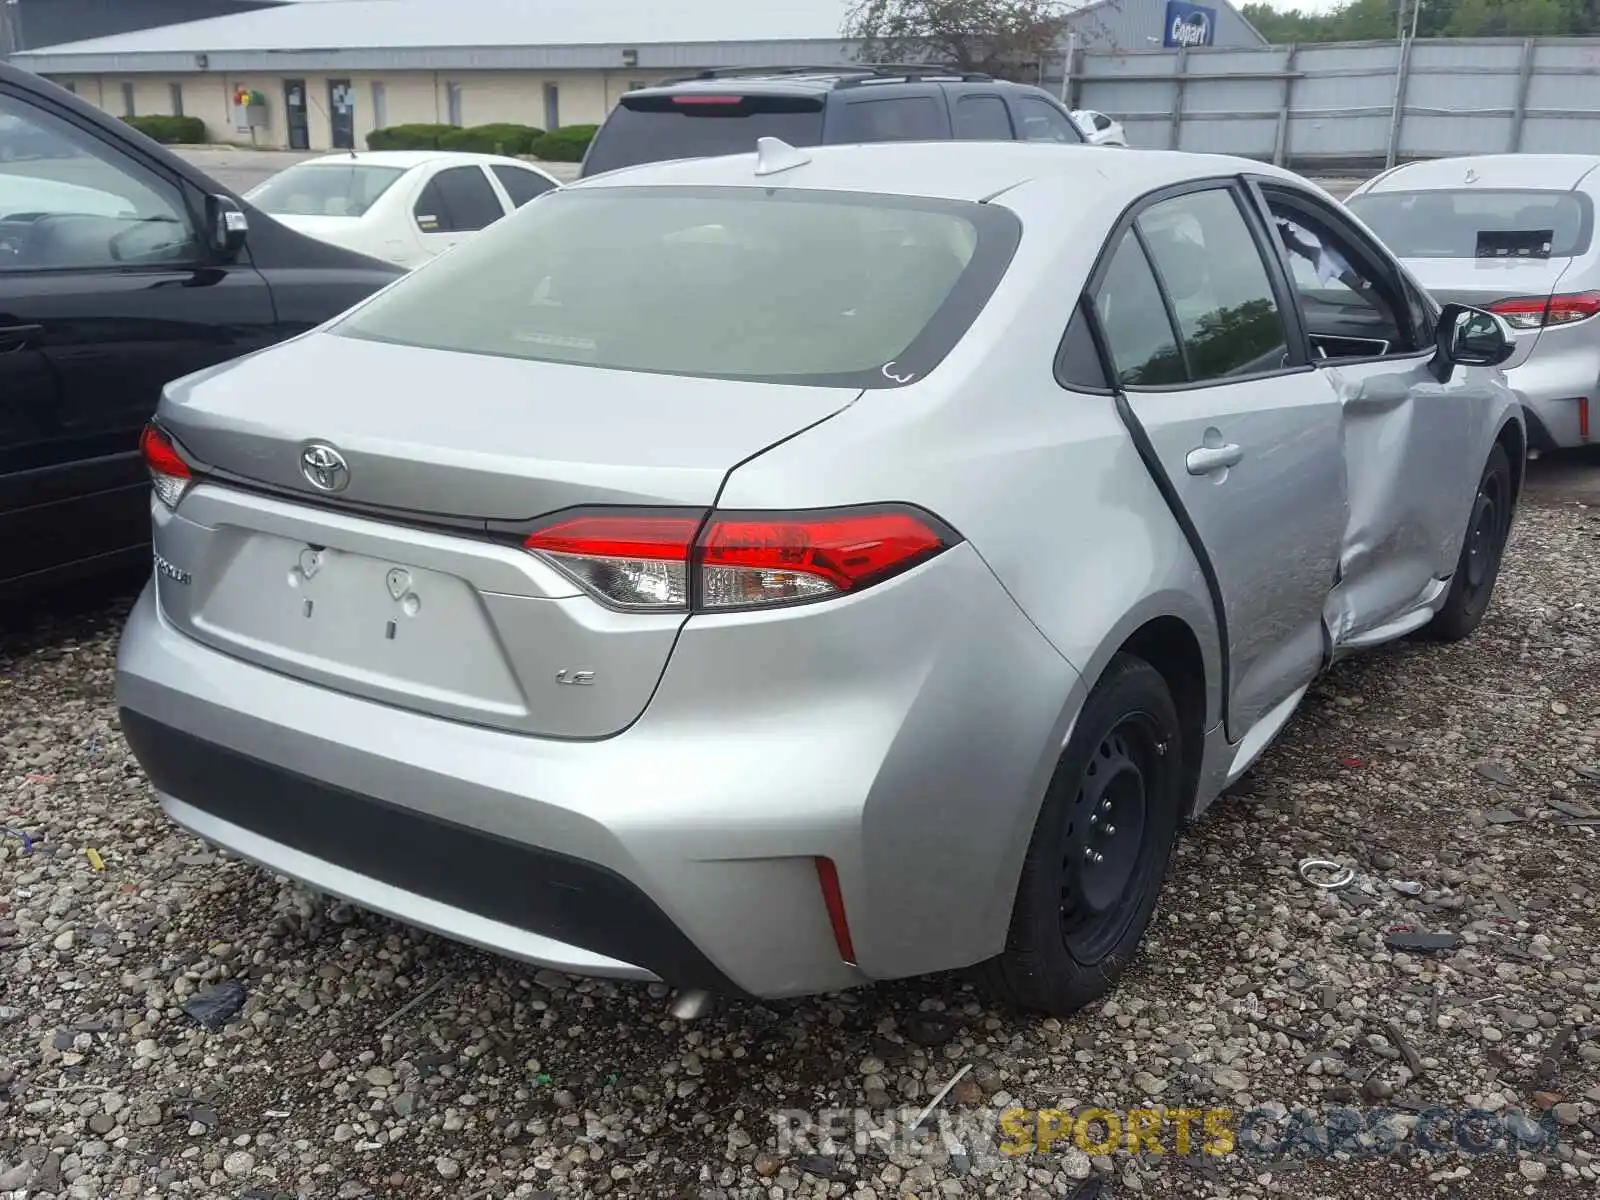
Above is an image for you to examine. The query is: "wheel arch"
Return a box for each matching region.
[1119,615,1209,826]
[981,595,1219,959]
[1496,413,1527,507]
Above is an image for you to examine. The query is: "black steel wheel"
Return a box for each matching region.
[985,653,1184,1017]
[1426,442,1514,642]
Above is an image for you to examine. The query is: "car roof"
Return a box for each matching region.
[573,139,1305,207]
[1367,154,1600,193]
[628,65,1025,97]
[292,150,532,169]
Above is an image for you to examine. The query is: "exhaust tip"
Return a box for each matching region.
[667,988,715,1020]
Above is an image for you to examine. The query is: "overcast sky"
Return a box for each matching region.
[1256,0,1344,10]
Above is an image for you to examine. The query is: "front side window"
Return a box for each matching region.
[1265,193,1416,358]
[0,90,198,271]
[1016,97,1081,143]
[335,186,1020,388]
[1347,187,1593,259]
[246,163,405,217]
[1135,189,1290,381]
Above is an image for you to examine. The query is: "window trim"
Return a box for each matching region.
[0,82,210,277]
[1130,222,1194,381]
[1244,176,1435,369]
[1057,176,1314,396]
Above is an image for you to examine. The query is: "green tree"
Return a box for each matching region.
[1442,0,1574,34]
[842,0,1071,75]
[1243,0,1583,43]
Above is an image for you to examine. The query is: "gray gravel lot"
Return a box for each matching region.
[1,459,1598,1199]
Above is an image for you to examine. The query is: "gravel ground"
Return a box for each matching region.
[2,478,1598,1200]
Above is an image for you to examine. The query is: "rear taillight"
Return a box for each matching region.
[139,423,193,509]
[1488,291,1600,330]
[523,506,957,613]
[671,94,744,106]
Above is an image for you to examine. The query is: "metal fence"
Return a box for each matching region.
[1057,37,1600,171]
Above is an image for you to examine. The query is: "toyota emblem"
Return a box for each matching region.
[300,443,350,493]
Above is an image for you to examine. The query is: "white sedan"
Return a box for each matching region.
[1072,109,1128,147]
[244,150,561,268]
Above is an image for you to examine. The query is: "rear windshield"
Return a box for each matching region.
[580,94,825,176]
[1347,188,1594,259]
[332,185,1020,389]
[246,163,406,217]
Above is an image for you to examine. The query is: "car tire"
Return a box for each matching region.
[1424,442,1514,643]
[984,653,1183,1017]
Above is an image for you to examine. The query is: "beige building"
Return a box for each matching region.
[10,0,862,150]
[45,69,657,151]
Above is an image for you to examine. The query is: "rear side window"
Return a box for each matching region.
[414,166,504,233]
[1136,190,1289,381]
[335,186,1021,390]
[953,95,1014,141]
[492,165,556,208]
[1346,188,1594,259]
[581,94,825,176]
[833,96,948,143]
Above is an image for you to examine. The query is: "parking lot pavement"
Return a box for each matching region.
[1,460,1597,1199]
[172,147,582,195]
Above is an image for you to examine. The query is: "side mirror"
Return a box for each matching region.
[205,193,249,259]
[1429,302,1515,383]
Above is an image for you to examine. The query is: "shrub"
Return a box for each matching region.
[438,122,545,155]
[365,123,456,150]
[531,124,598,163]
[121,114,207,145]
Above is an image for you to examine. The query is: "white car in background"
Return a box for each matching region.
[244,150,561,269]
[1072,109,1128,147]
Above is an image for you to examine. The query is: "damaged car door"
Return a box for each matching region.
[1093,183,1347,743]
[1250,181,1482,649]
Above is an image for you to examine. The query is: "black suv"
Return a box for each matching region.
[580,65,1089,178]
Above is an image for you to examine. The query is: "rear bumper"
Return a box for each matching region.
[121,708,736,990]
[1507,345,1594,450]
[115,540,1080,998]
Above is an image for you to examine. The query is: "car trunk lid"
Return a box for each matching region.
[152,331,860,738]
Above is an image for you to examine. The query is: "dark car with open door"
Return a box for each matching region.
[0,62,402,601]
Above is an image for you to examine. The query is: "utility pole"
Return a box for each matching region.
[0,0,20,58]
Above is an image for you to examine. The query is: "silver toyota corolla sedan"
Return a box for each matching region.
[1347,154,1600,452]
[116,139,1525,1017]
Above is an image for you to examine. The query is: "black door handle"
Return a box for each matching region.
[0,324,43,353]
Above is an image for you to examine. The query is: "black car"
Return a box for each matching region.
[0,63,402,600]
[580,65,1090,178]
